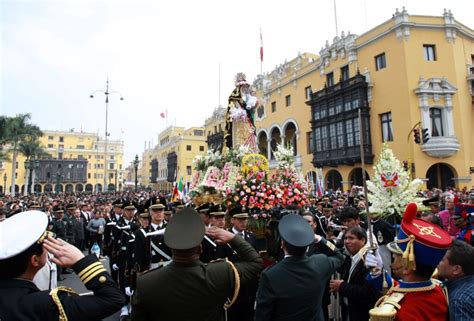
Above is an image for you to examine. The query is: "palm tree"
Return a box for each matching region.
[1,114,42,196]
[18,139,50,195]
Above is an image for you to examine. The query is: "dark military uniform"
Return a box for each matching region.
[132,236,262,321]
[148,221,171,267]
[0,255,125,321]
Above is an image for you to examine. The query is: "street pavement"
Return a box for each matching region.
[58,255,121,321]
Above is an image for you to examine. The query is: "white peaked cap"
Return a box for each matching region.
[0,210,48,260]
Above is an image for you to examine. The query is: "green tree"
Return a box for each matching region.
[18,139,50,195]
[0,114,42,196]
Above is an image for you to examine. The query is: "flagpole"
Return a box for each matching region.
[260,27,263,75]
[333,0,339,36]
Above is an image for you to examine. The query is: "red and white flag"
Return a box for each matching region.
[160,109,167,119]
[260,28,263,62]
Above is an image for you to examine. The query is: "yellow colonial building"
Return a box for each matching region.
[204,106,226,152]
[255,8,474,191]
[140,126,207,192]
[0,129,124,195]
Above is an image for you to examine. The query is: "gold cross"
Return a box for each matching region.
[413,223,441,239]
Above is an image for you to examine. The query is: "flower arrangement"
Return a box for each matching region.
[192,150,223,172]
[225,173,278,211]
[273,143,295,169]
[366,144,423,219]
[241,153,269,176]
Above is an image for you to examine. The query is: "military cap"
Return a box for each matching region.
[150,203,165,211]
[0,211,48,260]
[164,208,205,250]
[112,199,123,208]
[196,202,211,214]
[164,210,172,215]
[65,203,76,210]
[139,210,150,219]
[229,205,249,218]
[29,203,42,209]
[323,204,333,211]
[209,203,227,216]
[422,196,439,207]
[278,214,314,247]
[395,203,451,269]
[123,200,136,211]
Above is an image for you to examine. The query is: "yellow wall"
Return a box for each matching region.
[0,130,125,194]
[256,11,474,191]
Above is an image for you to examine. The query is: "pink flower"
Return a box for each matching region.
[262,213,267,218]
[252,214,259,220]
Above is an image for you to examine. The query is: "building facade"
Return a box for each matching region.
[204,106,226,152]
[0,130,125,194]
[140,126,207,192]
[255,8,474,191]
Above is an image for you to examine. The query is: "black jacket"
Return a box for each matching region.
[0,255,125,321]
[255,239,345,321]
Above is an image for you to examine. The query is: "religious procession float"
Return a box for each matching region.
[188,72,311,235]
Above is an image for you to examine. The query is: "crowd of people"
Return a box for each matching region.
[0,186,473,321]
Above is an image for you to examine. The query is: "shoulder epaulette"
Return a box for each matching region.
[77,261,107,285]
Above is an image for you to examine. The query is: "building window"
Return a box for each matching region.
[78,155,84,160]
[321,126,328,151]
[423,45,436,61]
[48,136,54,140]
[59,136,64,142]
[186,166,192,176]
[76,145,85,149]
[375,53,386,71]
[315,128,322,152]
[109,163,114,170]
[194,129,204,136]
[329,124,337,149]
[430,108,444,136]
[256,105,265,118]
[186,145,192,151]
[326,72,334,86]
[380,112,393,142]
[271,101,276,113]
[88,173,91,179]
[306,132,313,154]
[285,95,291,107]
[199,146,204,152]
[341,65,349,81]
[305,86,312,100]
[346,120,354,147]
[336,122,344,148]
[48,144,54,148]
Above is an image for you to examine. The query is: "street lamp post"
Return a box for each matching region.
[3,173,6,195]
[24,160,30,196]
[90,78,124,193]
[55,172,62,194]
[133,154,139,192]
[31,159,39,194]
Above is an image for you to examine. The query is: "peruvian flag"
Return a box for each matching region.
[260,28,263,62]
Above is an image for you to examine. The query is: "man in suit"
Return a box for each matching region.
[255,214,345,321]
[131,208,262,321]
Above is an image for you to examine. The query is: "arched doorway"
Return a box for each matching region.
[20,185,25,194]
[270,127,282,160]
[258,131,268,158]
[34,184,42,193]
[349,168,370,187]
[55,184,63,193]
[283,122,297,155]
[76,184,84,192]
[108,183,115,192]
[85,184,93,192]
[15,185,19,193]
[65,184,74,193]
[0,186,3,194]
[426,163,456,190]
[96,184,103,193]
[44,184,53,193]
[326,170,343,191]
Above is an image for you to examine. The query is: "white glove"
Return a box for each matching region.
[112,264,119,271]
[125,286,134,296]
[365,252,383,270]
[314,234,322,243]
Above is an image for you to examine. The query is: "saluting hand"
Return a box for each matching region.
[205,226,235,245]
[43,236,84,268]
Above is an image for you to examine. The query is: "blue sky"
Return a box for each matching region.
[1,0,473,165]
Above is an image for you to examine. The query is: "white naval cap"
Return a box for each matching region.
[0,210,48,260]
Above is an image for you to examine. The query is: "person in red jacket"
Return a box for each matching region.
[370,203,452,321]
